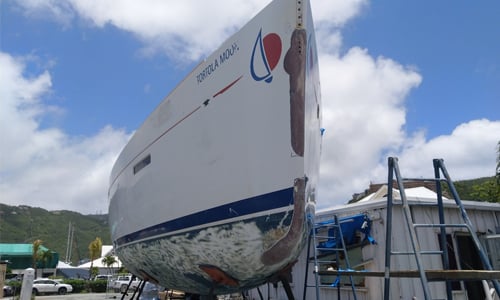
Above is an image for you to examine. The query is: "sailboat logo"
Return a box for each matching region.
[250,29,282,83]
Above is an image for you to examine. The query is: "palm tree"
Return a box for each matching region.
[88,237,102,278]
[102,254,117,274]
[40,249,53,276]
[32,239,43,276]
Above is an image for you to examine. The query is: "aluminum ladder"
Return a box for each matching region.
[303,215,358,300]
[383,157,500,300]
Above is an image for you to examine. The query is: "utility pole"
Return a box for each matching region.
[65,222,74,264]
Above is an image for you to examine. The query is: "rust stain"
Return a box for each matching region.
[284,29,306,157]
[260,177,306,265]
[199,264,239,287]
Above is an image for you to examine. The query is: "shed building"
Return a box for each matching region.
[246,186,500,299]
[0,243,59,277]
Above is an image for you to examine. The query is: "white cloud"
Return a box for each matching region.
[317,48,423,207]
[0,52,130,214]
[313,0,368,28]
[316,45,499,207]
[14,0,366,61]
[16,0,270,61]
[14,0,75,28]
[394,119,500,180]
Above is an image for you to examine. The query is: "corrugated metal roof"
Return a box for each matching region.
[0,243,49,255]
[72,245,122,268]
[317,186,500,217]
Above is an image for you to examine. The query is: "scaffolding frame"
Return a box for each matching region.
[383,157,500,300]
[303,215,358,300]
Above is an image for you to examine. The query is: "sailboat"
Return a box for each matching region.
[108,0,322,295]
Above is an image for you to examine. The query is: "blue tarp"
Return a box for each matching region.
[316,214,376,250]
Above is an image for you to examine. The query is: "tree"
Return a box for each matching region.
[470,178,500,203]
[88,237,102,278]
[102,254,117,275]
[32,239,43,273]
[40,249,53,276]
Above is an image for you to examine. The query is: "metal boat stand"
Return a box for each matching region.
[120,275,144,300]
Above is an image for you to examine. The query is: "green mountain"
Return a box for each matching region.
[452,177,499,203]
[0,203,111,266]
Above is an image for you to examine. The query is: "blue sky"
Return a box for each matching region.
[342,1,499,137]
[1,0,499,214]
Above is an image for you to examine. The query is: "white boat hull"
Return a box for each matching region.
[108,0,321,295]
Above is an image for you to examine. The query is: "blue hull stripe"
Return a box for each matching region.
[115,187,294,246]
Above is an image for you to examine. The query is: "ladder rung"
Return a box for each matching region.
[401,177,446,182]
[405,202,441,207]
[315,235,339,239]
[391,250,443,255]
[315,223,342,227]
[413,223,468,229]
[315,260,338,264]
[316,248,346,252]
[305,284,354,288]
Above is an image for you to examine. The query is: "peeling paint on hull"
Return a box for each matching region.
[116,209,311,295]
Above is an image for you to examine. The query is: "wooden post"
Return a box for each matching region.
[0,261,7,298]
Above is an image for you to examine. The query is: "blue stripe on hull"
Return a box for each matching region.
[115,187,294,246]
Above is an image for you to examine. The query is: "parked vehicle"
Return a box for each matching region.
[3,285,13,297]
[94,274,112,281]
[110,275,141,293]
[32,279,73,295]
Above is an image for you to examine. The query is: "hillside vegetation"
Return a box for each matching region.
[0,203,110,266]
[453,177,499,203]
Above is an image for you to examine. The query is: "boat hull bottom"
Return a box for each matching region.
[115,209,311,295]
